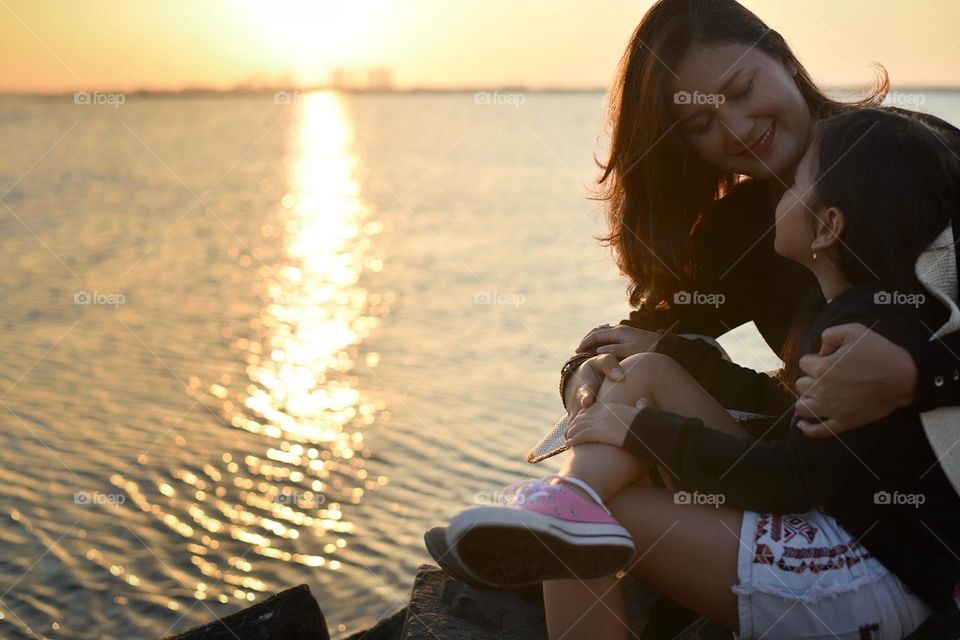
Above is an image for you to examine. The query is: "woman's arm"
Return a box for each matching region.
[653,334,794,421]
[792,323,960,436]
[560,307,754,412]
[911,331,960,409]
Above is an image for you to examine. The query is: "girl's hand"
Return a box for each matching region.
[576,325,662,359]
[565,398,651,448]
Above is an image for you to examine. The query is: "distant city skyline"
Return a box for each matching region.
[3,0,960,94]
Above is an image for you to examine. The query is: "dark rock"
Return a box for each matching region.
[648,598,702,639]
[401,564,547,639]
[401,564,726,639]
[343,607,407,640]
[161,584,328,640]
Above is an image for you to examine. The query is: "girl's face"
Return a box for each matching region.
[668,42,812,182]
[774,142,818,264]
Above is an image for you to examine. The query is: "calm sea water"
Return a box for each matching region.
[0,89,956,639]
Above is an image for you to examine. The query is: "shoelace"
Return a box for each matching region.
[495,475,611,514]
[495,477,554,504]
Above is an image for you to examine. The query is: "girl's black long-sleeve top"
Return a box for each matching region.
[623,281,960,613]
[559,107,960,414]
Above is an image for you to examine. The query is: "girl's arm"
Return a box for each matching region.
[622,406,820,514]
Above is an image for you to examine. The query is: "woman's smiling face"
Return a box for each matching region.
[668,42,813,182]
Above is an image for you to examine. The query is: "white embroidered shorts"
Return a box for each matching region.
[733,509,935,639]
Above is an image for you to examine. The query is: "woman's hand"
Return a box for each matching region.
[793,323,918,437]
[564,324,663,421]
[565,397,651,448]
[576,325,662,359]
[564,354,626,421]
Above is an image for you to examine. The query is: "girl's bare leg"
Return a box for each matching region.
[608,482,743,632]
[542,473,658,640]
[542,482,745,637]
[557,352,750,502]
[543,576,630,640]
[546,352,751,635]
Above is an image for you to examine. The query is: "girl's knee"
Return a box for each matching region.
[619,351,678,373]
[615,352,681,394]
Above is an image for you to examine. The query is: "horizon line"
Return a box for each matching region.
[3,83,960,98]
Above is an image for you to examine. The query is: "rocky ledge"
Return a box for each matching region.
[163,565,960,639]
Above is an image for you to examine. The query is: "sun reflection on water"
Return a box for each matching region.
[244,91,386,448]
[128,91,392,605]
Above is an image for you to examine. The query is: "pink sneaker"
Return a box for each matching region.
[446,475,635,587]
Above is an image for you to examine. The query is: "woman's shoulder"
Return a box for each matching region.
[695,178,773,244]
[709,178,771,217]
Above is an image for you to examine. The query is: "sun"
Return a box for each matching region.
[238,0,391,79]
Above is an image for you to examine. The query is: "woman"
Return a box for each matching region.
[427,0,960,637]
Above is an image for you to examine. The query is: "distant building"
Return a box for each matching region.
[367,67,394,90]
[330,66,394,90]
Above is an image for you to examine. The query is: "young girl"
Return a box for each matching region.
[431,108,960,639]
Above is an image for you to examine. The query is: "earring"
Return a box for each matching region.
[811,243,817,260]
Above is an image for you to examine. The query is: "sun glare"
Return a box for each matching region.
[238,0,391,78]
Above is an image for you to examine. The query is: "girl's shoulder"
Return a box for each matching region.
[811,281,948,347]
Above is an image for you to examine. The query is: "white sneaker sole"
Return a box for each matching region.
[447,506,636,587]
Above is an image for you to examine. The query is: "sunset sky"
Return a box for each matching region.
[2,0,959,93]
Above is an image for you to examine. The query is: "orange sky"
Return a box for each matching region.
[2,0,959,93]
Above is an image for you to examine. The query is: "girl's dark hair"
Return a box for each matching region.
[811,108,959,283]
[780,108,960,388]
[597,0,888,310]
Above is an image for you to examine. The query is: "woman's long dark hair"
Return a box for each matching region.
[780,108,960,389]
[596,0,888,310]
